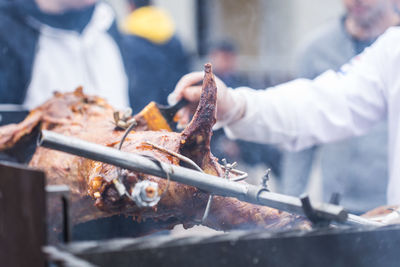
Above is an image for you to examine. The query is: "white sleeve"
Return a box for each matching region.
[224,29,391,151]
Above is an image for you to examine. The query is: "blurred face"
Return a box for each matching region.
[210,51,236,74]
[61,0,98,10]
[35,0,98,14]
[343,0,391,26]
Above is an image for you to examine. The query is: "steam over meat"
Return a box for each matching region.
[0,64,309,234]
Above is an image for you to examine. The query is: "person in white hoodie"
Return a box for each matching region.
[281,0,399,214]
[0,0,176,241]
[170,24,400,206]
[0,0,129,109]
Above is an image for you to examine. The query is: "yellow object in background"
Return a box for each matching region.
[121,6,175,44]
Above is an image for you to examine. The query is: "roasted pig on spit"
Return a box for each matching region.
[0,64,309,235]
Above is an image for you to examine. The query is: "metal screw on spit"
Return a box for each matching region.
[131,180,161,208]
[261,169,271,191]
[113,108,137,129]
[222,158,237,179]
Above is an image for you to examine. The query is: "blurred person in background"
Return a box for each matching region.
[280,0,399,213]
[208,40,247,88]
[171,15,400,207]
[209,40,282,179]
[0,0,178,240]
[121,0,190,114]
[0,0,133,109]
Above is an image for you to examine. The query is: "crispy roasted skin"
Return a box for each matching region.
[0,65,309,234]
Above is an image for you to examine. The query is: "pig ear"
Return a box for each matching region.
[0,110,42,151]
[0,87,92,154]
[0,88,82,151]
[179,63,222,175]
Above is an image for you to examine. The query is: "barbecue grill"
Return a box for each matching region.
[2,145,400,267]
[1,107,400,267]
[54,225,400,267]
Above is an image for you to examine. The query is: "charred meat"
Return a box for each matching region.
[0,64,309,233]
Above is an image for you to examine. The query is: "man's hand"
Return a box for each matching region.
[168,71,246,128]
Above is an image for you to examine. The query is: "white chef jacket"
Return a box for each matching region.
[24,3,129,110]
[224,26,400,205]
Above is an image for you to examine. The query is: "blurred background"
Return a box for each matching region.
[107,0,343,86]
[103,0,346,203]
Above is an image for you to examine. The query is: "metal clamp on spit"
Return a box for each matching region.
[113,118,171,208]
[131,180,161,208]
[38,130,384,227]
[200,158,248,224]
[245,169,272,203]
[300,194,332,226]
[246,169,271,204]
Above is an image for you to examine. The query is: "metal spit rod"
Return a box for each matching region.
[39,130,380,226]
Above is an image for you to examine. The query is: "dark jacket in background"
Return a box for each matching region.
[0,1,129,105]
[0,1,189,240]
[0,1,38,103]
[123,34,190,113]
[0,1,189,113]
[121,5,190,113]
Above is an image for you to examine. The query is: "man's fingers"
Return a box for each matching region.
[169,72,204,105]
[175,72,204,95]
[182,86,202,102]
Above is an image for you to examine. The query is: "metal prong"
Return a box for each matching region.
[145,141,203,172]
[261,169,271,190]
[224,167,248,182]
[113,178,128,197]
[201,195,214,224]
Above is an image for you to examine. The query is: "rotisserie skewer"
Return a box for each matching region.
[0,64,310,234]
